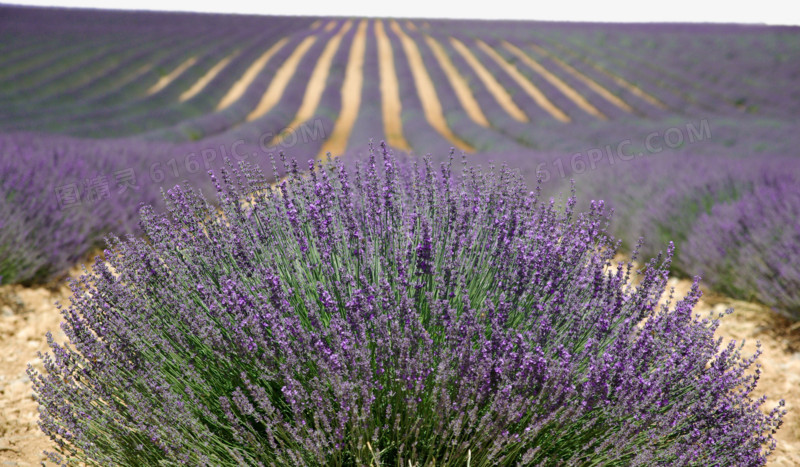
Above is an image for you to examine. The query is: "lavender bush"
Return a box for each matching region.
[31,146,783,465]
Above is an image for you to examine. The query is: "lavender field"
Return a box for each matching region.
[1,4,799,465]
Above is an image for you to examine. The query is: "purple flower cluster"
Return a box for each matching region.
[30,145,783,465]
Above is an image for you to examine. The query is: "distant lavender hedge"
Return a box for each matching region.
[0,134,149,284]
[680,179,800,317]
[31,147,783,465]
[577,153,800,318]
[0,132,296,285]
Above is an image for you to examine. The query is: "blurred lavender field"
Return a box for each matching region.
[0,5,798,317]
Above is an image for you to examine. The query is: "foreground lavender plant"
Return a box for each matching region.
[30,145,783,465]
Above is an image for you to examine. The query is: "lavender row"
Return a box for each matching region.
[0,115,353,285]
[455,23,664,118]
[531,37,691,113]
[67,27,295,139]
[10,29,206,106]
[4,28,247,130]
[594,39,744,113]
[575,152,800,317]
[199,21,359,159]
[0,33,211,125]
[581,30,796,117]
[344,21,390,157]
[65,21,310,139]
[422,18,797,118]
[0,33,108,82]
[680,180,800,316]
[0,20,146,85]
[403,24,530,153]
[450,31,569,125]
[143,28,318,142]
[284,20,360,156]
[517,36,673,119]
[383,23,457,157]
[606,32,800,117]
[551,36,707,114]
[519,28,712,113]
[0,32,188,108]
[0,35,135,96]
[492,37,638,120]
[0,133,158,284]
[34,28,232,108]
[205,24,344,146]
[423,31,556,150]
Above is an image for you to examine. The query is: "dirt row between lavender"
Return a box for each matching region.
[1,263,799,465]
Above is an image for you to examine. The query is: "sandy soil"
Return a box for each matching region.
[474,39,571,123]
[324,20,338,33]
[269,20,354,149]
[1,269,798,465]
[449,36,530,123]
[216,38,289,110]
[501,41,607,120]
[424,34,491,128]
[179,51,239,102]
[146,56,197,95]
[245,36,318,122]
[665,277,800,465]
[374,20,412,152]
[544,40,668,110]
[389,21,475,153]
[520,41,636,114]
[0,279,70,465]
[318,20,368,158]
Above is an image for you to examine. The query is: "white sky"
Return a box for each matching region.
[5,0,800,26]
